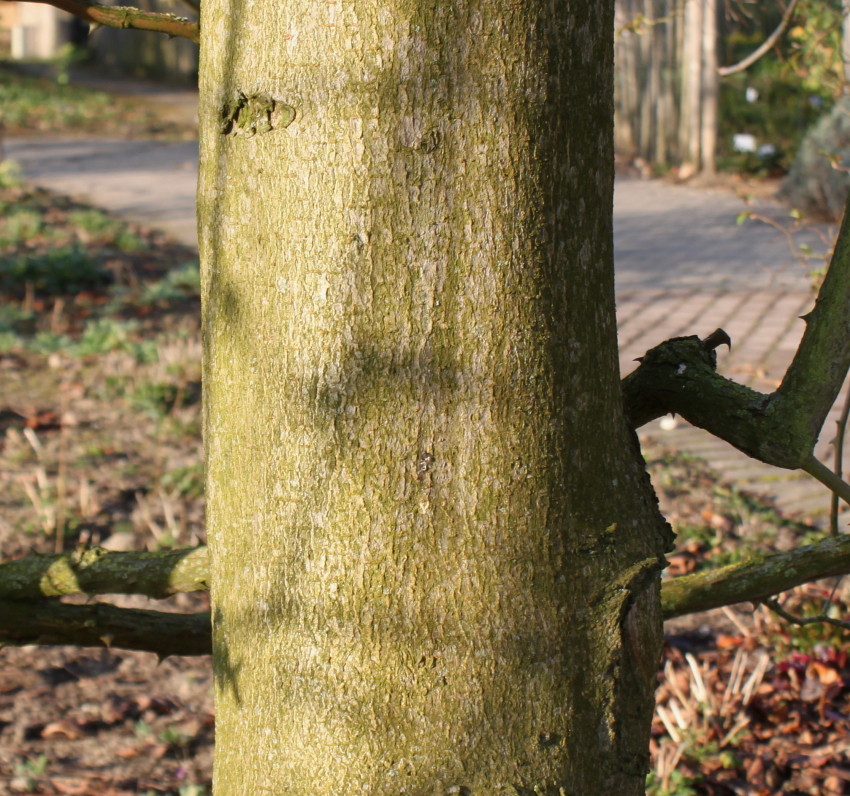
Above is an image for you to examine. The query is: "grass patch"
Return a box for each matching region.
[0,246,110,295]
[0,179,203,559]
[0,183,200,350]
[0,61,189,137]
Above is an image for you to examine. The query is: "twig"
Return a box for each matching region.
[831,380,850,534]
[661,535,850,619]
[0,546,209,600]
[718,0,800,76]
[0,600,210,656]
[801,453,850,508]
[764,596,850,632]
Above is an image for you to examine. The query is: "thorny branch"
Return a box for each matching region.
[623,191,850,499]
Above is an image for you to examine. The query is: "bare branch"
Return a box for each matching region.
[622,332,811,468]
[0,600,210,656]
[0,546,209,600]
[801,454,850,508]
[765,596,850,632]
[661,535,850,619]
[2,0,200,44]
[775,196,850,443]
[718,0,800,76]
[830,382,850,534]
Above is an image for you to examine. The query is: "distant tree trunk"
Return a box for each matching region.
[843,0,850,85]
[700,0,718,174]
[198,0,671,793]
[615,2,640,161]
[680,0,703,175]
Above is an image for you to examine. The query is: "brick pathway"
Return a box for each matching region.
[5,134,847,525]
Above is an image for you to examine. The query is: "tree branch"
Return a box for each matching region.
[0,546,209,600]
[3,0,200,44]
[623,193,850,474]
[718,0,800,76]
[622,332,812,468]
[0,600,210,656]
[661,535,850,619]
[801,453,850,507]
[774,198,850,440]
[4,537,850,650]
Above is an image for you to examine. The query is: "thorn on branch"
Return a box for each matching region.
[702,328,732,351]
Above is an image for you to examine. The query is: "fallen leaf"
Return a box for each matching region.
[42,719,84,739]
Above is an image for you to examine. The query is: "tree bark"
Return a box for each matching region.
[198,1,671,793]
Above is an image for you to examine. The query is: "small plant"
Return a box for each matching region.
[13,754,49,792]
[131,381,185,418]
[0,304,35,335]
[0,63,175,135]
[0,159,22,189]
[0,330,21,352]
[160,462,205,499]
[74,318,156,361]
[29,330,75,354]
[646,768,698,796]
[134,719,153,740]
[67,208,116,235]
[1,208,44,244]
[179,785,208,796]
[159,724,192,748]
[140,261,201,305]
[67,208,145,252]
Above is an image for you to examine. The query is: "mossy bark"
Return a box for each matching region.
[198,2,671,793]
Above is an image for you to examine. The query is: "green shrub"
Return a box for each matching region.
[0,246,110,295]
[778,97,850,220]
[139,261,201,304]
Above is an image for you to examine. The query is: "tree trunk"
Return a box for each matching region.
[680,0,703,174]
[843,0,850,85]
[198,1,671,793]
[615,0,641,161]
[700,0,718,175]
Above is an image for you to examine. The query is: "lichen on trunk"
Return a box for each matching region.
[198,1,671,793]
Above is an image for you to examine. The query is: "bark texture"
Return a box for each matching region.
[198,1,671,793]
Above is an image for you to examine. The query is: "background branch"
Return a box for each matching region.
[623,192,850,474]
[718,0,800,76]
[2,0,200,43]
[5,535,850,653]
[0,600,210,656]
[774,193,850,442]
